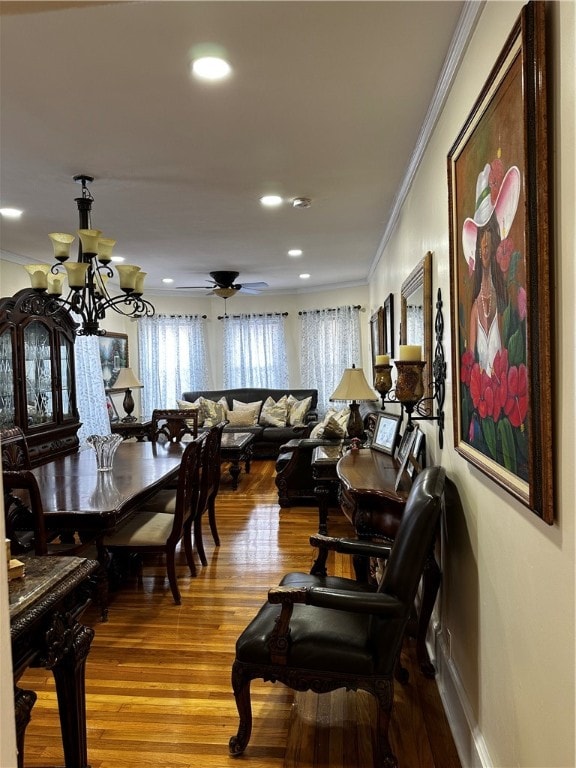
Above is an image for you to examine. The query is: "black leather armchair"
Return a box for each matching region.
[229,466,446,767]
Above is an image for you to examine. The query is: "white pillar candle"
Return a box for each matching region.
[398,345,421,361]
[375,354,390,365]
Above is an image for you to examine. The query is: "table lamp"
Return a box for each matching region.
[109,367,143,422]
[329,364,378,439]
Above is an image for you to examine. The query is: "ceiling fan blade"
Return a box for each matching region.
[176,285,213,290]
[238,287,262,295]
[240,281,268,289]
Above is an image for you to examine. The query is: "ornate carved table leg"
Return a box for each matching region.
[314,482,331,535]
[14,686,37,768]
[229,456,242,490]
[46,611,95,768]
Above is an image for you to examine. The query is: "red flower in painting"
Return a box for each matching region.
[491,349,509,420]
[496,237,514,273]
[517,286,527,321]
[505,364,528,427]
[470,363,494,419]
[460,349,475,387]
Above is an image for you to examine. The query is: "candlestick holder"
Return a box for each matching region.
[381,287,446,447]
[373,364,392,409]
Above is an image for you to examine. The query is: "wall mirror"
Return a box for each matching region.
[401,251,433,402]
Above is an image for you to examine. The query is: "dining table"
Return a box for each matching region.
[30,440,186,540]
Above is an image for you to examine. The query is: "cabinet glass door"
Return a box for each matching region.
[60,335,73,419]
[24,320,54,426]
[0,327,15,428]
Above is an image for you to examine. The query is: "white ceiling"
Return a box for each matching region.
[0,1,469,299]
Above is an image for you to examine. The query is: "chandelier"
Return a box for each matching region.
[22,174,155,336]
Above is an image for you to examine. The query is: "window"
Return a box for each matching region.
[300,305,362,413]
[222,313,288,388]
[138,315,209,416]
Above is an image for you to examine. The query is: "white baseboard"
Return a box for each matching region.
[428,624,492,768]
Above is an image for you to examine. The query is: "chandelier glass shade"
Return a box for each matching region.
[23,174,154,336]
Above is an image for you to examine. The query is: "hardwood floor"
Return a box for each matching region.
[19,459,461,768]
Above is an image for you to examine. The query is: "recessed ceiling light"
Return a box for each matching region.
[0,207,23,218]
[260,195,283,207]
[191,56,231,81]
[299,273,311,280]
[162,278,174,284]
[111,255,125,263]
[288,249,303,257]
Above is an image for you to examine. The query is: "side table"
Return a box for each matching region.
[111,418,152,441]
[311,443,344,535]
[9,554,99,768]
[220,432,255,490]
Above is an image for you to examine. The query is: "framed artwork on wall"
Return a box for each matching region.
[98,332,129,389]
[370,307,385,366]
[447,1,553,523]
[383,293,394,357]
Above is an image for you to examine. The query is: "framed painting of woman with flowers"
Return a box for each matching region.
[447,1,553,523]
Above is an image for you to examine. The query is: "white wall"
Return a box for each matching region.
[370,2,575,766]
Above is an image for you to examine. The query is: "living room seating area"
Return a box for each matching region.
[179,387,319,458]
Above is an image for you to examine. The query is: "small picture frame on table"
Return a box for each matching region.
[371,413,401,455]
[407,427,425,479]
[394,428,417,492]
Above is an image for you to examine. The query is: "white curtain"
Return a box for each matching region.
[222,313,288,388]
[138,315,209,417]
[74,334,111,444]
[300,305,362,414]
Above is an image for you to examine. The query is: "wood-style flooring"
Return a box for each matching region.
[18,458,461,768]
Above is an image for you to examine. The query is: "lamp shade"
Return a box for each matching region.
[330,365,378,402]
[109,367,143,391]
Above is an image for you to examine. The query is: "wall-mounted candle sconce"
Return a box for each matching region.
[374,288,446,447]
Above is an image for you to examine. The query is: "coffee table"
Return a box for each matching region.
[220,432,255,490]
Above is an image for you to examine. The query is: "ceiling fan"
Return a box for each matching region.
[177,271,268,298]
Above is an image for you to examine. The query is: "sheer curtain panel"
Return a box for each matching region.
[222,313,288,388]
[74,334,111,444]
[138,315,209,417]
[300,306,362,414]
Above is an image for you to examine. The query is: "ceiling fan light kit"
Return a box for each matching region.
[177,269,268,299]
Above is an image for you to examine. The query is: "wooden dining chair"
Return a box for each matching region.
[100,433,205,604]
[151,408,199,444]
[140,423,226,567]
[194,421,225,566]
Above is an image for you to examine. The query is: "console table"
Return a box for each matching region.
[9,554,99,768]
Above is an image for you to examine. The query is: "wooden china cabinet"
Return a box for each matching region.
[0,288,81,466]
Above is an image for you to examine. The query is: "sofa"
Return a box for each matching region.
[180,388,318,459]
[275,401,381,507]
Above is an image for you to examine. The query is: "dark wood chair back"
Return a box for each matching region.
[151,408,199,443]
[194,421,226,566]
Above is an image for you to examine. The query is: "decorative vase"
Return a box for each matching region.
[86,433,123,471]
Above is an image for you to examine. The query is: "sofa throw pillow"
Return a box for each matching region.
[226,408,259,427]
[232,399,263,426]
[199,396,228,427]
[176,399,202,428]
[309,407,350,438]
[259,395,288,427]
[310,408,336,438]
[323,416,346,439]
[287,395,312,426]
